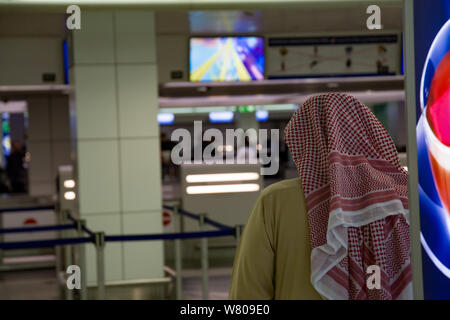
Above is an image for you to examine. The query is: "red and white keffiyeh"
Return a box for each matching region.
[285,93,412,300]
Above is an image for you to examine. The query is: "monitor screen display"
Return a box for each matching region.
[189,37,264,82]
[408,0,450,299]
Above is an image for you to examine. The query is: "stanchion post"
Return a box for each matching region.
[63,209,73,300]
[54,203,62,282]
[173,205,183,300]
[199,213,209,300]
[94,232,106,300]
[77,219,88,300]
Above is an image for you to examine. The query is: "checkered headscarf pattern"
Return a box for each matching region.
[285,93,411,300]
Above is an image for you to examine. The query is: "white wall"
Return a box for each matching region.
[156,35,189,84]
[0,37,65,85]
[0,13,65,85]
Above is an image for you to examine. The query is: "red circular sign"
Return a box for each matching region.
[162,211,171,227]
[23,218,37,225]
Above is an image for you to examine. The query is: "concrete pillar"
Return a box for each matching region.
[70,11,163,284]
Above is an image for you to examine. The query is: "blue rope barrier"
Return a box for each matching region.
[204,217,233,230]
[0,207,236,250]
[66,214,77,223]
[163,205,198,220]
[0,229,236,250]
[66,213,95,236]
[0,223,76,234]
[164,205,233,230]
[0,229,235,250]
[177,208,200,221]
[0,205,55,214]
[0,236,93,250]
[82,225,95,237]
[105,229,234,243]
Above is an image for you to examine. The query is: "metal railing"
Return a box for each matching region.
[0,204,243,300]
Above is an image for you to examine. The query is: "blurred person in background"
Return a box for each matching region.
[7,140,26,193]
[0,166,10,193]
[229,93,412,300]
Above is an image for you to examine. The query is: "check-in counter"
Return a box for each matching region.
[0,195,56,270]
[181,163,262,228]
[179,163,262,266]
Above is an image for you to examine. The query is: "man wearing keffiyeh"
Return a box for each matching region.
[229,93,412,300]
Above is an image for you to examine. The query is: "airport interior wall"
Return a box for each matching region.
[0,4,407,284]
[0,6,403,86]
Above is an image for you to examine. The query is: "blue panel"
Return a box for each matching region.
[413,0,450,299]
[63,40,69,85]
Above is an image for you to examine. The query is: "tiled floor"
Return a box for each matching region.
[0,268,60,300]
[0,267,232,300]
[182,267,232,300]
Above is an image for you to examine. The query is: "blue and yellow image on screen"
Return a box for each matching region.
[189,37,265,82]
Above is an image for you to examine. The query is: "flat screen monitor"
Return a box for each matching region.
[405,0,450,299]
[189,37,264,82]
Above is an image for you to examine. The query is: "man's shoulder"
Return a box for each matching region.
[260,178,303,200]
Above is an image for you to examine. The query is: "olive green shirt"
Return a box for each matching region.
[229,178,322,300]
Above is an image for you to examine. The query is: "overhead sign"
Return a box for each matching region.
[267,34,400,79]
[237,105,256,113]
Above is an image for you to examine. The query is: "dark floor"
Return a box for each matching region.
[182,268,232,300]
[0,268,60,300]
[0,267,232,300]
